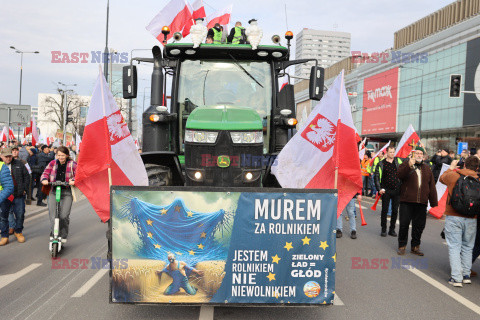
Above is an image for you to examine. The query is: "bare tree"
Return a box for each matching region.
[42,86,89,136]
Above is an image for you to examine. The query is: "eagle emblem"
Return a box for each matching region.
[301,114,336,151]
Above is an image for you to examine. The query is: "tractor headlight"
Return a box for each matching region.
[230,131,263,144]
[185,130,218,143]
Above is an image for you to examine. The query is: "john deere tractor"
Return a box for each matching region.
[123,32,324,187]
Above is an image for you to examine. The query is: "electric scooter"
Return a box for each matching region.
[49,181,70,258]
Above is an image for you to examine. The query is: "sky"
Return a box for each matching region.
[0,0,455,112]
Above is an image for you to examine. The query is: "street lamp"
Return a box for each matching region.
[400,65,424,137]
[143,87,151,112]
[10,46,40,106]
[58,82,77,144]
[9,46,39,144]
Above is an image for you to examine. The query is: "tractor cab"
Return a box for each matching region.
[123,38,324,187]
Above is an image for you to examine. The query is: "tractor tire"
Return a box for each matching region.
[145,164,172,186]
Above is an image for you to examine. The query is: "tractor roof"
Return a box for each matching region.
[163,43,289,61]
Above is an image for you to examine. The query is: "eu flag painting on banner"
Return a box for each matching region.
[110,187,337,305]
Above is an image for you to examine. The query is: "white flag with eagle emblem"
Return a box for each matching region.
[272,71,363,217]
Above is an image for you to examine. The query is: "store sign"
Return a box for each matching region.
[464,37,480,126]
[362,68,399,135]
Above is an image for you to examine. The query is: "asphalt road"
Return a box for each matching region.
[1,196,480,320]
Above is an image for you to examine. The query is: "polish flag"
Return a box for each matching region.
[272,71,363,217]
[75,69,148,222]
[31,115,39,146]
[76,132,82,152]
[428,163,449,219]
[358,137,367,160]
[1,127,15,142]
[24,123,32,138]
[369,140,391,165]
[146,0,193,44]
[395,124,420,158]
[207,4,232,29]
[182,0,207,37]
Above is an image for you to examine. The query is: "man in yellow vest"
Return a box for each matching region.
[227,21,246,44]
[0,157,15,246]
[207,23,223,44]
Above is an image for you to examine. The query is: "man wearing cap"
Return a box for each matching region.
[431,148,452,182]
[396,146,438,256]
[0,148,26,245]
[227,21,246,44]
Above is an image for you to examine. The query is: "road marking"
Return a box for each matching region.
[71,268,109,297]
[25,210,48,222]
[333,294,344,306]
[0,263,42,290]
[198,306,214,320]
[354,204,367,210]
[407,267,480,315]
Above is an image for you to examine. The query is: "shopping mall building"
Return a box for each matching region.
[294,0,480,155]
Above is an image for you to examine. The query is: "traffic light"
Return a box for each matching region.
[449,74,461,98]
[66,110,74,124]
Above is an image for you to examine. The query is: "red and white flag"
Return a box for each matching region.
[24,123,32,138]
[46,136,54,145]
[369,140,391,165]
[76,132,82,152]
[76,69,148,222]
[272,71,363,217]
[146,0,193,44]
[1,127,15,142]
[428,163,449,219]
[182,0,207,37]
[31,115,39,146]
[206,4,232,29]
[395,124,420,158]
[358,137,367,160]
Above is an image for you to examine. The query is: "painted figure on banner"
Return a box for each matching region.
[156,253,204,295]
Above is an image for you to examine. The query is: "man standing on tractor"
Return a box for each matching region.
[207,23,223,44]
[227,21,246,44]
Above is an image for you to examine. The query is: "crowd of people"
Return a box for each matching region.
[0,140,78,246]
[337,144,480,288]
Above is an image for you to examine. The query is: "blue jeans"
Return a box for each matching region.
[444,215,477,282]
[337,199,356,232]
[0,196,26,237]
[369,175,377,195]
[9,210,16,229]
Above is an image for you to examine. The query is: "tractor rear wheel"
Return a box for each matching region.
[145,164,172,186]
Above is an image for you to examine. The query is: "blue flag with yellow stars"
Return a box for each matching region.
[119,197,231,265]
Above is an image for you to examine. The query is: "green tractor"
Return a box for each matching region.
[123,35,324,187]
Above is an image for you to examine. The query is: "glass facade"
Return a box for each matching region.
[397,43,466,133]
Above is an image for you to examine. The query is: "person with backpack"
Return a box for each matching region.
[439,156,480,287]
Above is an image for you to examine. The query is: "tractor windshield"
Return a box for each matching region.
[178,60,272,118]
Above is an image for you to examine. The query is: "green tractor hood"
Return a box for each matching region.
[186,105,263,131]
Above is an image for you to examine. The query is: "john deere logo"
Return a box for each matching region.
[217,155,230,168]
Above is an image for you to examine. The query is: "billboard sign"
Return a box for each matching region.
[0,104,31,127]
[362,68,399,135]
[110,187,337,305]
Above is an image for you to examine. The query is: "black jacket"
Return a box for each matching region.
[374,157,402,191]
[430,155,452,181]
[7,159,31,198]
[37,152,54,171]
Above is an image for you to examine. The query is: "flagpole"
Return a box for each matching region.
[98,65,113,187]
[334,70,345,190]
